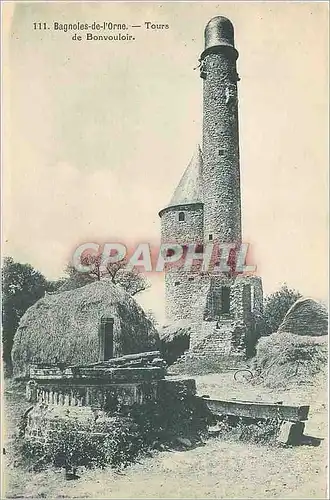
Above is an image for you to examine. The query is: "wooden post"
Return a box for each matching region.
[99,317,114,361]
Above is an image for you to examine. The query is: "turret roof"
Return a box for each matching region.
[167,145,203,208]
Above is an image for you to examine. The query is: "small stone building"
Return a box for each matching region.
[11,279,159,379]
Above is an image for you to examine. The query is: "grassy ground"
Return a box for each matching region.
[2,371,328,499]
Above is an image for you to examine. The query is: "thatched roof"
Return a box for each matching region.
[11,279,159,379]
[158,320,193,365]
[278,298,328,336]
[167,145,203,207]
[55,275,93,293]
[159,320,195,343]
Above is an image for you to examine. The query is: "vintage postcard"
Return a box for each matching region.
[1,1,329,499]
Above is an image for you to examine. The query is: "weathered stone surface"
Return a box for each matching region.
[26,374,196,410]
[276,421,306,445]
[70,366,166,382]
[203,399,309,422]
[160,204,204,245]
[30,381,160,409]
[278,298,328,336]
[176,436,193,448]
[23,377,200,448]
[164,274,263,358]
[202,51,241,244]
[23,404,98,443]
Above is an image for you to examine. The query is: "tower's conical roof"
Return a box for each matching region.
[168,145,203,207]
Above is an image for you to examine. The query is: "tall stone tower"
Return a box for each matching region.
[201,16,241,245]
[159,16,263,359]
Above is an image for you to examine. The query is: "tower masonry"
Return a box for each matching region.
[201,17,241,244]
[159,16,263,360]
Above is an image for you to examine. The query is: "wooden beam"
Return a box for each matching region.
[71,351,162,368]
[201,398,309,422]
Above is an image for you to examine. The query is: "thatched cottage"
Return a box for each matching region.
[11,280,159,379]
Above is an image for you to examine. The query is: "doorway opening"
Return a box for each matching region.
[221,287,230,314]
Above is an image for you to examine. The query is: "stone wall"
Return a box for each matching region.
[204,275,235,320]
[23,377,198,447]
[164,272,263,357]
[160,203,204,244]
[26,381,160,410]
[160,203,206,326]
[164,270,210,325]
[23,405,96,444]
[185,274,263,356]
[192,320,245,356]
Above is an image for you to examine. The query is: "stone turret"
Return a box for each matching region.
[159,145,204,246]
[159,145,205,323]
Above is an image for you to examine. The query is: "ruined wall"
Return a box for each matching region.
[23,378,198,446]
[231,275,264,355]
[188,274,263,355]
[202,50,241,244]
[164,271,263,355]
[204,274,236,320]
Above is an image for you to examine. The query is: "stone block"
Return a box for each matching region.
[276,421,305,445]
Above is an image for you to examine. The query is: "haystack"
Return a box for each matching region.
[278,298,328,336]
[252,331,328,389]
[11,279,159,379]
[159,320,193,364]
[160,320,194,343]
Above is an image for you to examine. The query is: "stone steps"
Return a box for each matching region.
[174,320,247,365]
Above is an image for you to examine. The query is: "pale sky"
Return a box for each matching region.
[2,2,329,321]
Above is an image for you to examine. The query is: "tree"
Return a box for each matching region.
[45,277,67,293]
[59,254,150,297]
[110,258,150,296]
[263,284,302,335]
[2,257,51,371]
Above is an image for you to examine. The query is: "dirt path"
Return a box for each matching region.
[3,373,328,499]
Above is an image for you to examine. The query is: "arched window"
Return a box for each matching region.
[178,212,185,222]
